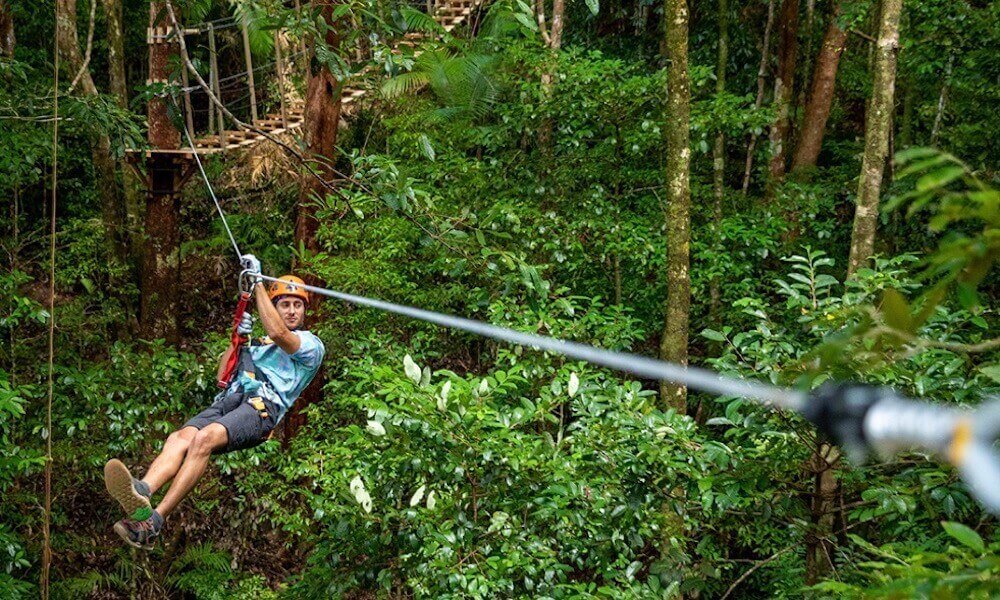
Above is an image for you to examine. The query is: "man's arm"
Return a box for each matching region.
[252,282,301,354]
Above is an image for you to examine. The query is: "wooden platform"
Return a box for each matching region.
[133,0,485,157]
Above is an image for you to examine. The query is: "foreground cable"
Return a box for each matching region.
[254,274,1000,514]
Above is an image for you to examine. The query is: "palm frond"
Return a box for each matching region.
[400,7,445,35]
[382,71,433,99]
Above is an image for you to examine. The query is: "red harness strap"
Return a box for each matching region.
[217,291,252,388]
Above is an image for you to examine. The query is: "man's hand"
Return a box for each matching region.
[237,312,254,337]
[240,254,261,274]
[240,254,262,285]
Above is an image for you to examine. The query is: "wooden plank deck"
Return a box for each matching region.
[134,0,485,157]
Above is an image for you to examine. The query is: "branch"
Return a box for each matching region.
[67,0,97,94]
[720,542,797,600]
[862,306,1000,354]
[848,29,876,43]
[535,0,551,47]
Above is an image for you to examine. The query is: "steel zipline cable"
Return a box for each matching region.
[176,91,1000,515]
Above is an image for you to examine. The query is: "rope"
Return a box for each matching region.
[41,12,59,597]
[180,50,309,92]
[173,98,242,258]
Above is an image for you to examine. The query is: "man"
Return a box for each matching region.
[104,255,325,548]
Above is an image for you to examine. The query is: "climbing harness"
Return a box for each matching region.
[176,88,1000,516]
[217,273,255,388]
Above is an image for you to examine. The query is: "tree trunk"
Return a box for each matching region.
[791,3,847,172]
[709,0,728,322]
[284,0,343,444]
[766,0,800,190]
[140,0,182,342]
[102,0,126,103]
[930,54,953,146]
[536,0,565,150]
[741,0,776,195]
[805,444,840,584]
[847,0,902,276]
[659,0,690,413]
[55,0,128,265]
[0,1,14,56]
[103,0,143,294]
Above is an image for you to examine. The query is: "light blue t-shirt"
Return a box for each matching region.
[234,330,325,421]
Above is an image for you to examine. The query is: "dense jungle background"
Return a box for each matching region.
[2,0,998,597]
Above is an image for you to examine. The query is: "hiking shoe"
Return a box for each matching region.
[104,459,152,520]
[113,516,160,549]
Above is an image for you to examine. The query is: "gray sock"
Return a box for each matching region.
[133,478,151,499]
[151,510,164,532]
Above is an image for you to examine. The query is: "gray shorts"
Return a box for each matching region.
[184,389,279,453]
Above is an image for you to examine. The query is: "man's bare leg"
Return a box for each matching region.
[141,427,198,494]
[154,423,229,518]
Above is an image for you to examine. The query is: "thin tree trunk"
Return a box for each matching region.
[766,0,800,192]
[536,0,565,149]
[103,0,142,302]
[805,444,840,584]
[741,0,775,195]
[102,0,126,104]
[791,2,847,172]
[847,0,902,276]
[0,1,14,56]
[709,0,728,322]
[285,0,343,444]
[660,0,690,413]
[55,0,128,264]
[930,54,953,146]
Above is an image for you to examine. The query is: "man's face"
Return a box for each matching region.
[275,297,306,330]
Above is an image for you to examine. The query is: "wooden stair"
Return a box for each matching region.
[137,0,485,156]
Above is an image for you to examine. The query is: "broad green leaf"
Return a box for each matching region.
[880,289,913,334]
[418,134,435,161]
[941,521,985,553]
[584,0,599,15]
[915,165,965,192]
[980,364,1000,384]
[404,354,421,383]
[701,329,726,342]
[410,485,426,507]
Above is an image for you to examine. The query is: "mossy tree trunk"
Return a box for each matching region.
[847,0,903,276]
[660,0,690,413]
[0,1,13,56]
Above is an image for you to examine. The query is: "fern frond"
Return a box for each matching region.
[382,71,433,98]
[401,7,445,35]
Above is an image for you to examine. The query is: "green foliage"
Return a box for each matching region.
[1,0,998,597]
[811,523,999,598]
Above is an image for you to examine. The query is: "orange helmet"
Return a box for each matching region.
[268,275,310,305]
